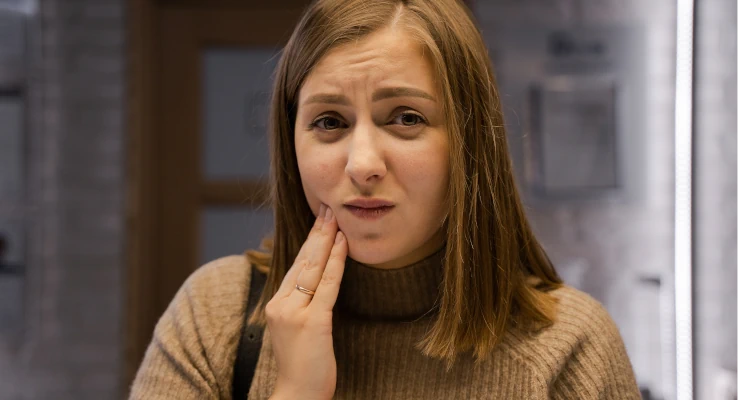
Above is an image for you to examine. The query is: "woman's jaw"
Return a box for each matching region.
[336,211,446,270]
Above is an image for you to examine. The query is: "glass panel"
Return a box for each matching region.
[202,48,279,180]
[200,207,274,266]
[535,78,618,193]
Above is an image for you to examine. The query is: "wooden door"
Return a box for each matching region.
[125,0,307,388]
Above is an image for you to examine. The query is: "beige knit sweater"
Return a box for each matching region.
[129,250,641,399]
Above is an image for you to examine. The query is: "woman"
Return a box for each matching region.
[130,0,641,399]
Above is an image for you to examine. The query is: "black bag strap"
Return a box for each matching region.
[232,265,267,399]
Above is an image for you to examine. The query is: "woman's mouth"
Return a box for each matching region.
[344,205,395,220]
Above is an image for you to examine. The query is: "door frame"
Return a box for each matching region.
[124,0,305,389]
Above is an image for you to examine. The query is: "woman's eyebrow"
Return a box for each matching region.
[372,87,436,102]
[304,93,351,106]
[303,87,436,106]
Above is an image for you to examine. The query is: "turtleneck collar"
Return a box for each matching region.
[335,246,445,321]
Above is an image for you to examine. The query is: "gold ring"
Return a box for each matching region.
[295,284,316,296]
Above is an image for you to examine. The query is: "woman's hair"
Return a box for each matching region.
[247,0,563,366]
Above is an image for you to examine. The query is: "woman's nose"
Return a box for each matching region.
[344,124,387,185]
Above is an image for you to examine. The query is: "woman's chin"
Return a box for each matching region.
[345,240,397,267]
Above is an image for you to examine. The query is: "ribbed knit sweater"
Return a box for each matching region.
[129,250,641,399]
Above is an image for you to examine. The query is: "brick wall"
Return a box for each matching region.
[0,0,126,398]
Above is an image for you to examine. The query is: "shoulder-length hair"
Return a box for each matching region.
[247,0,562,366]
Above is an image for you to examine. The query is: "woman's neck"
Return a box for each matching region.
[337,245,446,321]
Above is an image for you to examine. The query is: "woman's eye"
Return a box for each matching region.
[392,112,426,126]
[313,116,345,131]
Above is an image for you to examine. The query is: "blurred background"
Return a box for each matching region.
[0,0,736,399]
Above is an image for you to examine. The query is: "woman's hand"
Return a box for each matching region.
[266,204,347,400]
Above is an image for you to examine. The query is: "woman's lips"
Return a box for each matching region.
[344,205,394,220]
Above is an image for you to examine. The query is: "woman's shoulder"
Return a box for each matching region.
[160,254,255,340]
[529,284,624,347]
[510,282,621,341]
[131,255,255,398]
[549,285,618,331]
[501,285,623,364]
[502,285,635,386]
[175,254,255,320]
[505,286,640,396]
[184,254,253,296]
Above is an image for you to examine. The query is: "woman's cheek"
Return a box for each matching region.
[302,158,338,207]
[401,149,449,214]
[297,158,320,214]
[309,160,334,192]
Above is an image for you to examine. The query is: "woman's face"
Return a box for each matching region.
[295,27,449,269]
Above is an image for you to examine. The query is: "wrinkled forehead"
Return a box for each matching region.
[299,27,439,101]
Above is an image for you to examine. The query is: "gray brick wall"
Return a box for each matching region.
[0,0,125,398]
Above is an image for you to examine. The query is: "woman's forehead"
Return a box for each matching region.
[299,27,437,100]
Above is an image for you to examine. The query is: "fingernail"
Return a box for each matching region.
[325,207,334,222]
[335,231,344,243]
[319,203,326,219]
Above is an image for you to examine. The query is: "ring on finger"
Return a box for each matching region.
[295,284,316,297]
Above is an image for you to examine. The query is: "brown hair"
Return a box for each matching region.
[247,0,563,366]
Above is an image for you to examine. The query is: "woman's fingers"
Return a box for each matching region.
[308,231,347,312]
[264,209,341,400]
[275,204,326,299]
[285,206,339,309]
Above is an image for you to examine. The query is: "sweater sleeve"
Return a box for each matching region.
[129,255,252,400]
[549,295,642,400]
